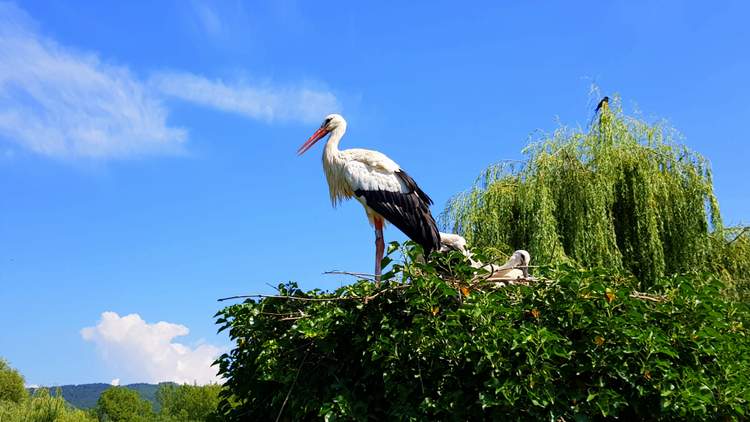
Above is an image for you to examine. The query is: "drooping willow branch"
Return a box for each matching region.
[440,95,749,288]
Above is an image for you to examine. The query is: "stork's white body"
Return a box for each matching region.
[322,123,405,224]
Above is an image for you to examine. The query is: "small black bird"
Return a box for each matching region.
[595,96,609,113]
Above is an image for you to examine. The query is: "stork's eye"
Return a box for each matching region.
[321,117,332,128]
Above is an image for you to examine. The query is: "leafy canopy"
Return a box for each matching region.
[214,243,750,420]
[156,383,221,421]
[442,96,749,290]
[96,386,153,422]
[0,387,96,422]
[0,358,27,404]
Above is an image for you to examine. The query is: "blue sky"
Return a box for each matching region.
[1,0,748,386]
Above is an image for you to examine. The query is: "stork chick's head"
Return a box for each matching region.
[512,250,531,277]
[514,250,531,266]
[297,114,346,155]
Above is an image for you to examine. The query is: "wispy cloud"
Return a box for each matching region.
[190,1,223,37]
[0,2,187,159]
[0,2,341,160]
[81,311,222,385]
[152,71,340,124]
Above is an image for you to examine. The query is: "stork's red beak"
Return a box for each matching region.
[297,127,330,155]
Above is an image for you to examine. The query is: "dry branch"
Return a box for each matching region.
[629,292,666,302]
[217,284,409,304]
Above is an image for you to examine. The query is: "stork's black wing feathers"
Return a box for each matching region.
[355,170,440,254]
[396,170,434,206]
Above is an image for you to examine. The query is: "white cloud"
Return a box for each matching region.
[190,1,223,37]
[0,2,186,159]
[110,378,120,386]
[81,311,222,385]
[152,71,340,124]
[0,2,341,160]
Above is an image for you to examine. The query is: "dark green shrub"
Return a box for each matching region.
[0,388,95,422]
[96,387,153,422]
[0,358,27,404]
[156,383,221,421]
[214,244,750,420]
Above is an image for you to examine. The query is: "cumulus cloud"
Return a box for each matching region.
[0,2,187,159]
[81,312,222,385]
[152,71,340,124]
[110,378,120,386]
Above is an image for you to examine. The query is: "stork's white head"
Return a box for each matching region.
[321,114,346,130]
[513,250,531,266]
[511,250,531,277]
[297,114,347,155]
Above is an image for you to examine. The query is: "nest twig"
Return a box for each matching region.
[217,284,409,304]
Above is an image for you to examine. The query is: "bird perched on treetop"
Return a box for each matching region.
[595,96,609,114]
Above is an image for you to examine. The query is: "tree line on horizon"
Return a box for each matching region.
[0,359,221,421]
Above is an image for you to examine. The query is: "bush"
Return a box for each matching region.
[96,386,154,422]
[156,383,221,421]
[0,388,95,422]
[214,243,750,420]
[0,358,27,404]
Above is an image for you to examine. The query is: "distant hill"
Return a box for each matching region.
[28,382,175,409]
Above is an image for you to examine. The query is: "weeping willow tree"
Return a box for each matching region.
[443,96,749,290]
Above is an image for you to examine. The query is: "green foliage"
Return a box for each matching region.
[442,96,750,289]
[28,382,176,410]
[0,358,27,404]
[156,383,221,421]
[714,227,750,301]
[96,386,154,422]
[0,388,95,422]
[214,243,750,420]
[0,361,221,421]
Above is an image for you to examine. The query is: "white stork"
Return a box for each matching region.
[487,250,531,282]
[297,114,440,282]
[438,233,532,281]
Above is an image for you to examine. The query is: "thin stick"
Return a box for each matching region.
[629,292,665,302]
[275,348,310,422]
[324,270,378,277]
[323,270,378,282]
[279,316,306,321]
[259,311,306,317]
[218,294,358,302]
[218,284,410,303]
[727,226,750,246]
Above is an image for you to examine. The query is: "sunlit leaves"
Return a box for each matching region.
[213,243,750,420]
[442,96,750,290]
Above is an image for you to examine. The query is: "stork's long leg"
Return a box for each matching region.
[374,217,385,287]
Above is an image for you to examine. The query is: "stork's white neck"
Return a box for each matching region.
[321,121,350,206]
[323,122,347,159]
